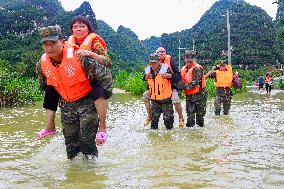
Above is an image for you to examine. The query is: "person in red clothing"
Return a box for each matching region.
[265,73,272,94]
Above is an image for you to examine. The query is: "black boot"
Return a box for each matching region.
[66,145,80,160]
[196,118,204,127]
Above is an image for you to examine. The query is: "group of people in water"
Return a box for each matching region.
[142,48,240,130]
[35,15,241,159]
[257,73,273,94]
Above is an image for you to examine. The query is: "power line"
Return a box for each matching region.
[178,38,186,68]
[227,10,232,65]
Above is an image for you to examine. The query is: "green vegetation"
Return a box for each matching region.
[0,58,43,108]
[277,79,284,89]
[0,72,43,107]
[113,70,147,95]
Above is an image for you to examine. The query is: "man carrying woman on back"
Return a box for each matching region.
[36,16,112,148]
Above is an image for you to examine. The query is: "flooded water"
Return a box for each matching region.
[0,88,283,188]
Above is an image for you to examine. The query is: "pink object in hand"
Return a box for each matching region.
[96,131,107,146]
[36,129,58,140]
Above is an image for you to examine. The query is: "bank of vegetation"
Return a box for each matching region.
[0,72,42,108]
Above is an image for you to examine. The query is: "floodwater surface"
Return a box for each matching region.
[0,88,283,188]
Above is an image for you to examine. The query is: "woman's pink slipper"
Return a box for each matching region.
[36,129,58,140]
[96,131,107,146]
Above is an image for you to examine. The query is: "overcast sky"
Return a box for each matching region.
[59,0,278,40]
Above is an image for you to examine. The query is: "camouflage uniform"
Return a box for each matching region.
[37,25,102,159]
[207,71,232,115]
[214,88,232,115]
[184,67,207,127]
[81,57,113,98]
[60,96,99,159]
[37,57,100,159]
[151,99,174,129]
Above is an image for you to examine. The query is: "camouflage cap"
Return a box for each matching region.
[39,25,62,42]
[149,53,160,63]
[183,50,196,59]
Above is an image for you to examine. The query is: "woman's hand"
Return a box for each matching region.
[162,73,172,79]
[76,49,91,60]
[145,74,152,80]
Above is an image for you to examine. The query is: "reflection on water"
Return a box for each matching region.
[0,89,283,188]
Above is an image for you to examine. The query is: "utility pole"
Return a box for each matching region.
[178,38,186,68]
[227,10,231,64]
[192,39,195,52]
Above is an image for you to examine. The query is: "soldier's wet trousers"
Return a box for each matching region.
[60,97,99,159]
[265,83,272,94]
[186,96,207,127]
[214,89,232,115]
[150,99,174,130]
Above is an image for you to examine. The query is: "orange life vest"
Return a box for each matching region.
[161,55,172,70]
[181,62,206,95]
[41,42,92,102]
[265,76,271,84]
[68,33,107,51]
[214,64,233,88]
[146,64,172,100]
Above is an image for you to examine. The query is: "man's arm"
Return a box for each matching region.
[36,60,58,132]
[162,67,173,79]
[45,109,56,132]
[36,60,47,90]
[187,67,203,89]
[144,65,152,81]
[43,86,59,111]
[170,59,182,83]
[205,65,217,79]
[80,57,98,81]
[36,60,59,111]
[205,70,216,79]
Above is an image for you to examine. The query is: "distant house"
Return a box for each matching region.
[235,64,259,70]
[266,64,284,76]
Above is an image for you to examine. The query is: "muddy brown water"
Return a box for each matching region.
[0,88,283,188]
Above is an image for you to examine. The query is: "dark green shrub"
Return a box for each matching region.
[278,79,284,90]
[0,72,43,107]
